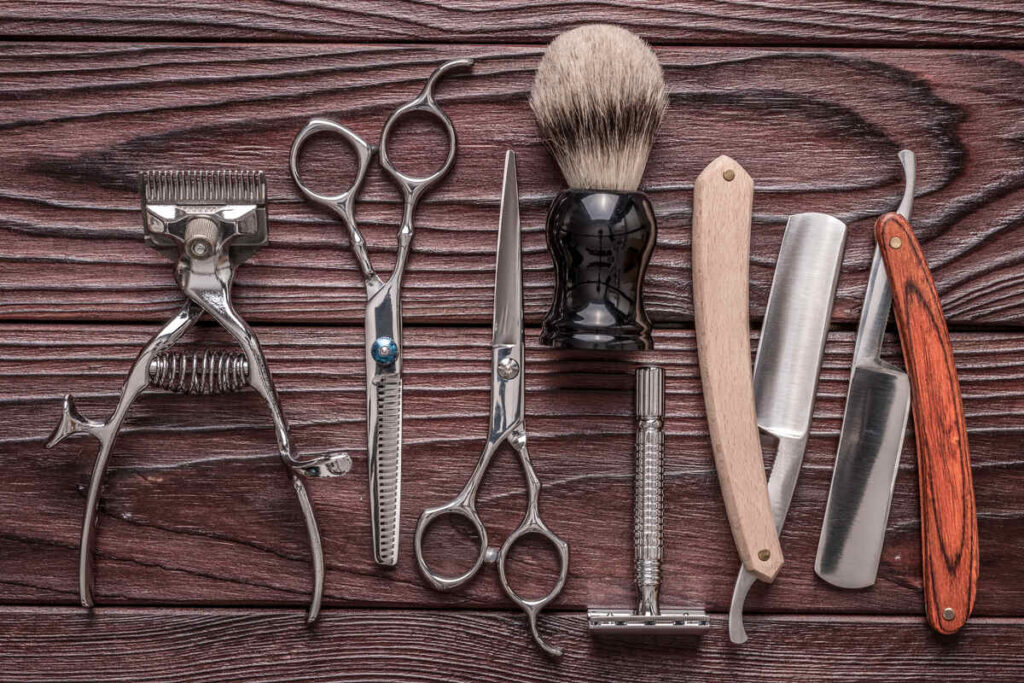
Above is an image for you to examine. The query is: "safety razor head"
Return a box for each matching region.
[140,170,268,264]
[587,609,711,635]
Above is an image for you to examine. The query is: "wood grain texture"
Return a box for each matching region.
[4,44,1024,326]
[691,156,780,582]
[877,212,979,635]
[0,3,1020,678]
[2,324,1020,618]
[0,1,1023,47]
[0,608,1021,683]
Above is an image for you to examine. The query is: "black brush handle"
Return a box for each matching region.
[540,190,657,350]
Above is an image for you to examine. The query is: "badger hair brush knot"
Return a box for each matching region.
[530,24,667,192]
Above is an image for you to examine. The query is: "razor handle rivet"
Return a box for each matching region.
[758,549,771,562]
[497,357,520,380]
[371,336,399,367]
[889,236,902,249]
[943,607,955,621]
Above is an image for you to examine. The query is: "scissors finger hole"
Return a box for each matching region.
[381,109,453,180]
[419,511,485,580]
[502,532,567,604]
[292,130,363,199]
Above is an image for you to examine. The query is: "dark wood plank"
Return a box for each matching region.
[2,44,1024,326]
[0,1,1022,47]
[0,607,1021,682]
[2,324,1020,617]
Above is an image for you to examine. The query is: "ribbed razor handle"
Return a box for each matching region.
[635,366,665,616]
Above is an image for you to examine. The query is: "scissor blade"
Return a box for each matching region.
[370,374,402,566]
[492,150,522,347]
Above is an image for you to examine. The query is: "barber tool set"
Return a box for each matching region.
[44,22,978,655]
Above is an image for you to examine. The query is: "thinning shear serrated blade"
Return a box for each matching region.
[370,373,402,566]
[815,151,915,589]
[492,151,522,347]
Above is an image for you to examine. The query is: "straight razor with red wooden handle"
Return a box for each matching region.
[875,212,979,635]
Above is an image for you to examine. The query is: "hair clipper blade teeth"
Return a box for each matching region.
[139,169,269,263]
[139,170,266,206]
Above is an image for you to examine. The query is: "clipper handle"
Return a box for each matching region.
[635,366,665,615]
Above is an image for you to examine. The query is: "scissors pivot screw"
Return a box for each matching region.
[371,336,399,366]
[497,357,520,380]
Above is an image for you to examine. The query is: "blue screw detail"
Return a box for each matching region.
[371,336,399,367]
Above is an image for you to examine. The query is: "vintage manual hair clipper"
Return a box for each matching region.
[46,170,351,622]
[588,366,710,636]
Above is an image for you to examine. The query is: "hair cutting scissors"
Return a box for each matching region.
[414,151,570,656]
[290,58,473,566]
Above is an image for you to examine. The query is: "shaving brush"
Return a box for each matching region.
[531,24,667,350]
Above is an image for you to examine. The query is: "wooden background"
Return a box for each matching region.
[2,2,1023,680]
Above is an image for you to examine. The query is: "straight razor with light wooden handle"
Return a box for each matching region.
[692,155,782,584]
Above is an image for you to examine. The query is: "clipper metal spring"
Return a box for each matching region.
[149,350,249,395]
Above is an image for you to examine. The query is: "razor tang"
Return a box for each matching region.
[366,276,403,567]
[729,212,847,644]
[815,151,915,589]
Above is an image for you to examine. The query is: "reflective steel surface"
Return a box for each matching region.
[815,151,916,589]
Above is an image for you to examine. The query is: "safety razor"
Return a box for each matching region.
[588,366,710,635]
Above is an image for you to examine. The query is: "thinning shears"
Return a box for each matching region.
[290,58,473,566]
[414,151,570,656]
